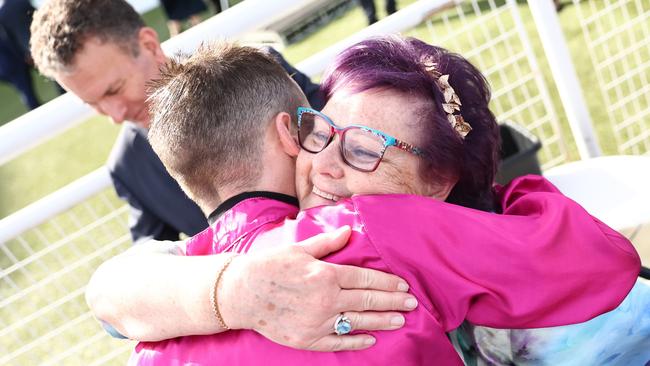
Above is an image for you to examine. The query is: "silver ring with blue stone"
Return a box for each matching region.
[334,314,352,335]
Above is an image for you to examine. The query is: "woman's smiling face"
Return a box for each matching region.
[296,88,452,209]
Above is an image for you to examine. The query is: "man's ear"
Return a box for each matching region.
[138,27,166,63]
[274,112,300,157]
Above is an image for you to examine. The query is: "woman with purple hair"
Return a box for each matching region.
[294,36,648,365]
[92,36,643,365]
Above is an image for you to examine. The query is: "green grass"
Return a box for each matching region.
[0,116,120,218]
[0,72,61,124]
[282,1,414,65]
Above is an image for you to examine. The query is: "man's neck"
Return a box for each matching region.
[206,191,299,225]
[203,182,296,218]
[203,130,298,217]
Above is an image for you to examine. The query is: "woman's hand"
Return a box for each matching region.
[86,227,415,349]
[219,226,417,351]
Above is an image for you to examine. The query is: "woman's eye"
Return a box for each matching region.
[311,131,329,143]
[350,146,381,161]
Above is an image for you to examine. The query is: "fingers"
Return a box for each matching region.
[339,311,405,332]
[336,289,418,313]
[299,226,352,258]
[336,264,410,292]
[308,334,376,352]
[308,312,405,351]
[298,312,406,352]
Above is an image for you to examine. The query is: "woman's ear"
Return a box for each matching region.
[428,180,456,201]
[274,112,300,157]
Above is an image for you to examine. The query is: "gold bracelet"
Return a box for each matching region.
[210,254,237,330]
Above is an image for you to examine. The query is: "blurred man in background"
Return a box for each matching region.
[208,0,223,14]
[0,0,39,109]
[160,0,206,36]
[30,0,323,243]
[359,0,396,25]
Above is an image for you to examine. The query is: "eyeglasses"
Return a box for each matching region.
[297,107,422,172]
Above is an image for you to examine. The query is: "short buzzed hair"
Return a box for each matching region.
[148,42,308,204]
[30,0,145,78]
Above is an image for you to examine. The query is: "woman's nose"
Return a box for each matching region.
[311,137,345,179]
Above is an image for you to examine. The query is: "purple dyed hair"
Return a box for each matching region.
[320,35,500,211]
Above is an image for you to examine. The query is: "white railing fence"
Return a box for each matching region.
[528,0,601,159]
[0,188,131,365]
[1,0,649,364]
[405,0,573,168]
[573,0,650,155]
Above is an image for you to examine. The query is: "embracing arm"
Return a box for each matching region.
[357,175,640,331]
[86,227,415,350]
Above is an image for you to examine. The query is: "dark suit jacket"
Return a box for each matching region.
[0,0,34,58]
[108,49,323,243]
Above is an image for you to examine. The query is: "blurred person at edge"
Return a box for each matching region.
[208,0,223,14]
[0,0,40,109]
[160,0,206,37]
[359,0,396,25]
[30,0,420,353]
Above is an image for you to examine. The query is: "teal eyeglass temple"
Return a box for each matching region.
[296,107,422,156]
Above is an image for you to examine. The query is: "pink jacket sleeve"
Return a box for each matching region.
[353,175,640,331]
[185,225,214,256]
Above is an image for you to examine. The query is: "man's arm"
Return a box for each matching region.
[86,227,416,351]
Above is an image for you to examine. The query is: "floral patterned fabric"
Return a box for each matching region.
[452,280,650,366]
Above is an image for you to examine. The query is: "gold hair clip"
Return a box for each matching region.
[435,74,472,139]
[424,60,472,139]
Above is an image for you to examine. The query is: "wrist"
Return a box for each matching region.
[214,254,247,330]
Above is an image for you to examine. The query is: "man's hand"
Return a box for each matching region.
[219,226,417,351]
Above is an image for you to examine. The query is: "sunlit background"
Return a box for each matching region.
[0,0,648,364]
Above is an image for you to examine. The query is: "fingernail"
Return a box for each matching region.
[397,282,409,292]
[390,315,405,327]
[337,225,350,233]
[364,337,376,346]
[405,297,418,309]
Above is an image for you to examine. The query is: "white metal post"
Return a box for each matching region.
[526,0,601,159]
